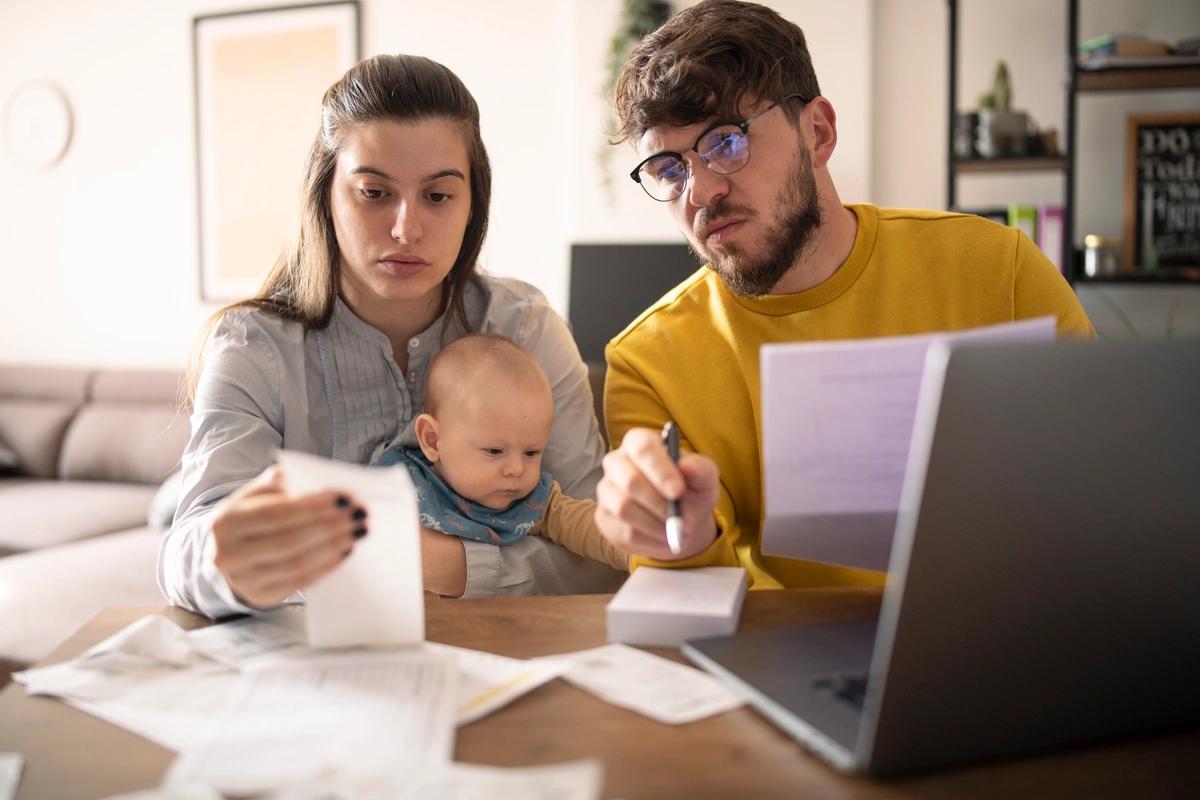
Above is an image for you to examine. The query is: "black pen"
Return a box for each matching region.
[661,421,683,555]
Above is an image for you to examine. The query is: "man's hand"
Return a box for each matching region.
[211,467,366,608]
[594,427,721,560]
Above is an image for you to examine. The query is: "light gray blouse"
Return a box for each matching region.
[158,274,620,619]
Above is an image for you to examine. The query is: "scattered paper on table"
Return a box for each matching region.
[101,760,602,800]
[185,613,306,668]
[277,450,425,649]
[548,642,742,724]
[0,753,23,800]
[15,614,228,702]
[165,649,458,795]
[425,642,568,725]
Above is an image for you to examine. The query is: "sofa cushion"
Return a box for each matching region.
[0,366,91,479]
[0,400,82,479]
[0,527,164,664]
[59,404,188,484]
[0,480,158,552]
[0,436,17,473]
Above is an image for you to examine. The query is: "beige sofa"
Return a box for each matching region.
[0,365,188,673]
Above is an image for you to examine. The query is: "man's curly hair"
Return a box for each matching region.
[613,0,821,142]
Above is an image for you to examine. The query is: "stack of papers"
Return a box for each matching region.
[607,566,747,647]
[165,650,459,794]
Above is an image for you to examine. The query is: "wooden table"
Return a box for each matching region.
[1,590,1197,799]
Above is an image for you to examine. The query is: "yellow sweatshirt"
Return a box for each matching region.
[604,204,1095,590]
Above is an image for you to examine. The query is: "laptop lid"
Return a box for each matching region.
[685,339,1200,776]
[861,339,1200,774]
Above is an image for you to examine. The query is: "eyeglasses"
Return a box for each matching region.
[629,94,810,202]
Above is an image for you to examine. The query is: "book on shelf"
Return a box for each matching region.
[1078,53,1200,70]
[1008,205,1037,243]
[1078,34,1171,58]
[1036,205,1066,276]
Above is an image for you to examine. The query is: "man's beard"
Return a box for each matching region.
[691,146,822,297]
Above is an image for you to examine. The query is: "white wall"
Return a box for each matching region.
[1,1,1194,367]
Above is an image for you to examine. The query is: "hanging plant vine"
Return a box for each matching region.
[599,0,672,199]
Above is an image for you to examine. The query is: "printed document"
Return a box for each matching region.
[165,650,458,795]
[276,450,424,648]
[760,316,1055,569]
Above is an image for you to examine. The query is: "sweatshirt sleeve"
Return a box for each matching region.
[533,482,630,572]
[157,312,290,619]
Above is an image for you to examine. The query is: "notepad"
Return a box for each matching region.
[606,566,747,647]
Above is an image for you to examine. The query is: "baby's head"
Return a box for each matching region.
[414,334,554,511]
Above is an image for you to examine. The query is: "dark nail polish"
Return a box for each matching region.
[352,527,368,540]
[335,495,351,508]
[351,507,367,521]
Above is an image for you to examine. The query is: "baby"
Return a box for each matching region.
[378,333,628,572]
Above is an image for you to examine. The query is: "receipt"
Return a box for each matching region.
[548,643,742,724]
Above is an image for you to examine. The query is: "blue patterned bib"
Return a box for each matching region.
[378,446,551,545]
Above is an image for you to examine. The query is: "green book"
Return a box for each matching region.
[1007,205,1037,242]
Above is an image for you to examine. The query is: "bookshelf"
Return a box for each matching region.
[945,0,1200,284]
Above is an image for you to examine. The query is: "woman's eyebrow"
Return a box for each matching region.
[346,166,465,183]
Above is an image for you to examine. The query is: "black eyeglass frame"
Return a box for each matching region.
[628,93,812,201]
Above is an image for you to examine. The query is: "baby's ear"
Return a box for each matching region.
[414,413,441,462]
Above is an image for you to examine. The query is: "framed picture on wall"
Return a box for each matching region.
[1123,112,1200,280]
[194,1,360,302]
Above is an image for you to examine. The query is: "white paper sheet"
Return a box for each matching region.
[276,450,425,649]
[185,613,307,668]
[548,643,742,724]
[760,316,1056,569]
[107,760,603,800]
[0,753,23,800]
[424,642,569,725]
[15,614,245,752]
[164,650,458,795]
[20,609,563,759]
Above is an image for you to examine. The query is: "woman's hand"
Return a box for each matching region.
[594,427,722,561]
[420,526,467,598]
[210,467,368,608]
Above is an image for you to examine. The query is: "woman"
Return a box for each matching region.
[159,54,616,618]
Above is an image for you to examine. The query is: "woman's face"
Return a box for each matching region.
[330,118,472,320]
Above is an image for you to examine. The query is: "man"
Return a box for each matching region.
[592,0,1094,590]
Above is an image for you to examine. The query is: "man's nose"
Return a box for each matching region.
[684,153,730,210]
[391,201,423,243]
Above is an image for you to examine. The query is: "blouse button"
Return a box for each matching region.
[408,337,420,349]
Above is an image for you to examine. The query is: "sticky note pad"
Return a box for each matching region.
[607,566,747,648]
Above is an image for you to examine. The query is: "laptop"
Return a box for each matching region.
[682,339,1200,776]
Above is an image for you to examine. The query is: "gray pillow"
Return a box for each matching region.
[0,436,18,474]
[148,470,183,528]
